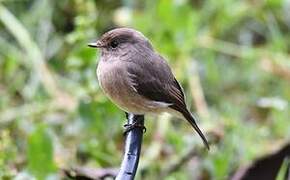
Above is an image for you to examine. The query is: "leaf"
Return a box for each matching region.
[27,124,56,179]
[276,157,289,180]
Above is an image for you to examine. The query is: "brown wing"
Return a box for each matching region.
[126,54,186,111]
[126,53,209,149]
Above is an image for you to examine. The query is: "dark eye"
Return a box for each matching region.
[110,40,119,49]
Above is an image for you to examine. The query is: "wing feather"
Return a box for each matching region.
[126,54,185,109]
[126,53,209,149]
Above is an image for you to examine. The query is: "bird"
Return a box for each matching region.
[88,27,209,149]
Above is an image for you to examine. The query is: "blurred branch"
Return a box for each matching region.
[189,61,210,118]
[160,146,202,178]
[63,167,118,180]
[198,35,290,83]
[0,101,67,124]
[198,36,247,58]
[260,58,290,82]
[197,36,290,61]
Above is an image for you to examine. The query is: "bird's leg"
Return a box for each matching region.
[123,113,146,135]
[123,121,147,135]
[125,112,129,119]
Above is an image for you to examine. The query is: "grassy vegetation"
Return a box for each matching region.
[0,0,289,179]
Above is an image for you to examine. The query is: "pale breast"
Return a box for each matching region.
[96,59,169,114]
[97,59,129,103]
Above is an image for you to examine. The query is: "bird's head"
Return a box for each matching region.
[88,28,153,57]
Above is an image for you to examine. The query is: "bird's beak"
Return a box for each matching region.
[88,40,104,48]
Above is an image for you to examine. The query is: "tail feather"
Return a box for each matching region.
[182,110,210,150]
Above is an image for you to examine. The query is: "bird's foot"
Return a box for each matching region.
[123,121,146,135]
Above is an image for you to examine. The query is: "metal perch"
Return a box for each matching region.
[116,113,145,180]
[63,113,145,180]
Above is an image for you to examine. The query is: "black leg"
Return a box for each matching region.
[123,114,146,135]
[125,112,129,119]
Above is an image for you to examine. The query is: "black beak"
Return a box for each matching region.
[88,40,104,48]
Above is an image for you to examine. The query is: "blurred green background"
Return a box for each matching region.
[0,0,290,179]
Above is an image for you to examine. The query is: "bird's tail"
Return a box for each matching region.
[181,110,210,150]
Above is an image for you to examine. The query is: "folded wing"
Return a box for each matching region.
[126,54,209,149]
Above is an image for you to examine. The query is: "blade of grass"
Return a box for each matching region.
[276,157,289,180]
[0,4,58,98]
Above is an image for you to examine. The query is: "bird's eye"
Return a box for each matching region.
[110,40,119,49]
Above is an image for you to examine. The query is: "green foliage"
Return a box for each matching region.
[276,157,289,180]
[0,0,289,179]
[27,124,56,179]
[0,130,16,179]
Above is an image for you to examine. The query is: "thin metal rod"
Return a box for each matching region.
[116,113,145,180]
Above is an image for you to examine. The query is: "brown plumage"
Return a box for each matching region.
[89,28,209,149]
